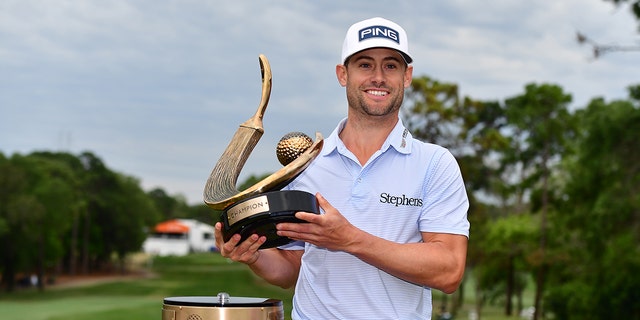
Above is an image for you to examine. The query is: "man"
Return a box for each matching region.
[215,17,470,319]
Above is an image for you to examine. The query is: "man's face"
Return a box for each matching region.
[337,48,413,118]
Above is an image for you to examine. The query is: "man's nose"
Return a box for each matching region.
[370,66,385,85]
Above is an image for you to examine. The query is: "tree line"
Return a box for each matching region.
[0,151,217,292]
[402,79,639,320]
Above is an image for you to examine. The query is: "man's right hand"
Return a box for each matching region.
[214,222,267,265]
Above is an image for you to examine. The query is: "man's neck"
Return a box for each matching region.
[339,115,398,166]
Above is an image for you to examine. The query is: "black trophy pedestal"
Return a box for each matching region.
[221,190,319,249]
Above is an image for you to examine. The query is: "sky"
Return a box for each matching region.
[1,1,639,205]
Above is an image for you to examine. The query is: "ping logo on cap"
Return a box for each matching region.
[358,25,400,44]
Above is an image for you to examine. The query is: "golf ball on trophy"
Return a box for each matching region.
[276,132,313,166]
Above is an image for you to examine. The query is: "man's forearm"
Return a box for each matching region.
[247,248,302,289]
[347,231,468,293]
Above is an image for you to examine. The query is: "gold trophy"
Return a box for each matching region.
[162,55,316,320]
[203,54,323,249]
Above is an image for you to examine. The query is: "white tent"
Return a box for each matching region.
[142,219,217,256]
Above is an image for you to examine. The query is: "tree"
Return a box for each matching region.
[78,152,160,273]
[148,188,189,221]
[107,174,160,273]
[76,151,118,273]
[576,1,640,58]
[0,150,172,290]
[546,85,640,319]
[0,152,79,291]
[475,214,537,317]
[0,153,26,291]
[502,83,575,320]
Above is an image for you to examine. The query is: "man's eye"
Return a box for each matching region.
[386,64,397,70]
[359,63,371,68]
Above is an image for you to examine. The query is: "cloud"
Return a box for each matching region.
[1,0,638,204]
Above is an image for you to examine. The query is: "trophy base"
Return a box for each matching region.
[222,190,319,249]
[162,294,284,320]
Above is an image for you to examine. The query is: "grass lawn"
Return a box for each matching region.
[0,253,294,320]
[0,296,159,320]
[0,253,531,319]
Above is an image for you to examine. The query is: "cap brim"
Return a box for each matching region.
[343,47,412,65]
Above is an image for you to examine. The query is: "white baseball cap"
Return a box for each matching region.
[341,17,413,65]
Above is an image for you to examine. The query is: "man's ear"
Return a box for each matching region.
[404,65,413,88]
[336,64,347,87]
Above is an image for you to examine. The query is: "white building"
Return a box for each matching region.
[142,219,217,256]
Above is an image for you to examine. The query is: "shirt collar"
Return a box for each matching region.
[321,117,413,157]
[387,119,413,154]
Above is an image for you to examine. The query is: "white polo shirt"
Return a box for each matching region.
[283,118,470,320]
